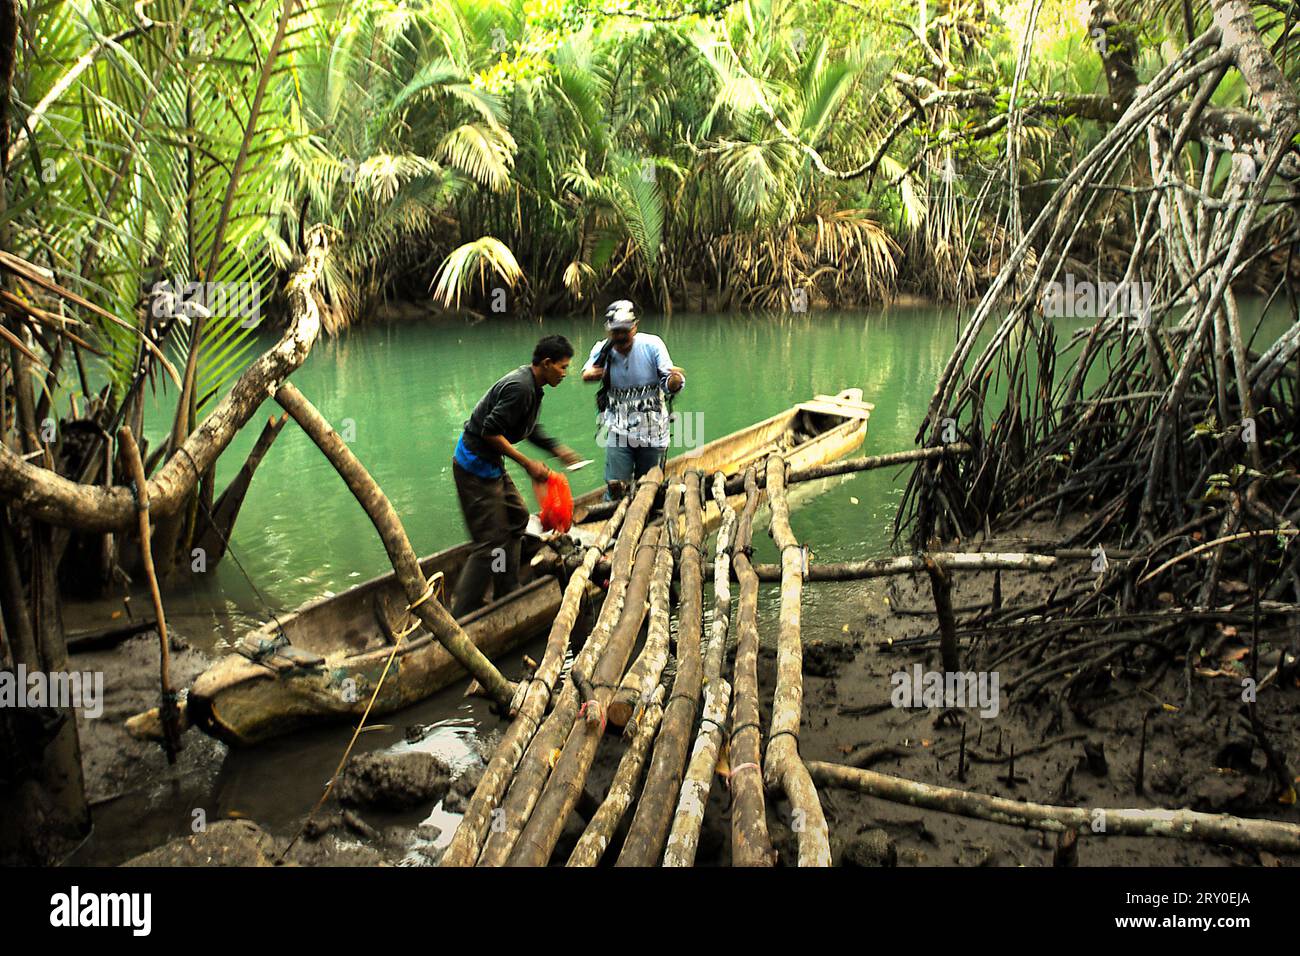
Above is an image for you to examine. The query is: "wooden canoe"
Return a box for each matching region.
[125,389,870,747]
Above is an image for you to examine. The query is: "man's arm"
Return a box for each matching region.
[581,339,605,383]
[482,433,551,484]
[656,339,685,392]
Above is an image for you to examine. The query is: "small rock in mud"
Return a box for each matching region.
[805,639,856,678]
[957,842,996,867]
[337,751,451,810]
[444,765,485,814]
[123,819,278,867]
[839,828,896,867]
[1186,769,1252,811]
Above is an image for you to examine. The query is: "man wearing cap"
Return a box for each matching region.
[450,334,582,616]
[582,300,685,495]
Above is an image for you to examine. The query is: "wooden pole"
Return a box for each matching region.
[752,551,1058,580]
[274,383,516,708]
[727,467,774,866]
[607,487,680,728]
[476,471,661,865]
[663,676,731,867]
[549,551,1058,583]
[507,527,662,865]
[117,426,181,763]
[762,455,831,866]
[616,471,707,866]
[704,472,736,681]
[566,684,666,866]
[809,760,1300,853]
[441,498,629,866]
[576,444,973,523]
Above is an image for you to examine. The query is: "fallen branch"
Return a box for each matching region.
[809,760,1300,853]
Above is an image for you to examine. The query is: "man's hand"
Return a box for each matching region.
[582,366,604,383]
[666,367,685,392]
[524,458,551,484]
[553,445,583,467]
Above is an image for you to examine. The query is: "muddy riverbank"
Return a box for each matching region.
[66,512,1300,867]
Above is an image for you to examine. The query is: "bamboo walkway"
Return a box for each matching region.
[442,452,1300,866]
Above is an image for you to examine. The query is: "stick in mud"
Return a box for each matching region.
[808,759,1300,854]
[441,498,630,867]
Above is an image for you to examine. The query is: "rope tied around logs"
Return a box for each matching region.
[406,571,445,611]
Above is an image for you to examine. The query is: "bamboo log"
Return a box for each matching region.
[727,468,774,866]
[441,498,629,867]
[751,552,1058,580]
[616,471,707,866]
[808,760,1300,854]
[275,383,516,708]
[703,472,736,681]
[566,684,666,867]
[663,676,731,867]
[577,444,973,523]
[477,471,661,865]
[549,551,1058,583]
[761,456,830,866]
[607,487,680,729]
[507,526,663,865]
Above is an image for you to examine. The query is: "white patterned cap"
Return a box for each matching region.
[604,299,637,330]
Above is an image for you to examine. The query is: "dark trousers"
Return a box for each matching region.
[450,461,530,617]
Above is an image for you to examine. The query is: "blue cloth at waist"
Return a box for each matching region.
[454,433,503,479]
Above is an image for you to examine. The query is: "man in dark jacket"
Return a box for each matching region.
[450,335,581,616]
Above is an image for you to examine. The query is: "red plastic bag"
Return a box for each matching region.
[533,471,574,533]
